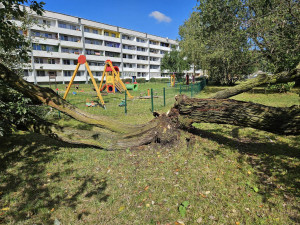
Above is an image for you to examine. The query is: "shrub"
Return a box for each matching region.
[266,82,295,93]
[136,78,147,83]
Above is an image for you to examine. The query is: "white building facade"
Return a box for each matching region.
[19,8,184,84]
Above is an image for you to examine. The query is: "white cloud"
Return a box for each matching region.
[149,11,171,23]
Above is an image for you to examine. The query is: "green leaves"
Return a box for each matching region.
[178,201,189,218]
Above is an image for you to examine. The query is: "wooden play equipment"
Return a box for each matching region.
[99,60,133,99]
[63,55,105,108]
[170,73,176,87]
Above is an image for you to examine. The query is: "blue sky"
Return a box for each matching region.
[41,0,198,40]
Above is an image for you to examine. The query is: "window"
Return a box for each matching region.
[36,70,46,76]
[104,32,109,36]
[93,29,98,34]
[84,27,90,32]
[34,57,43,63]
[105,41,120,48]
[122,35,134,40]
[43,20,51,26]
[149,40,158,45]
[64,71,72,77]
[33,44,41,50]
[23,70,29,77]
[58,22,67,28]
[95,72,102,76]
[137,55,148,61]
[160,42,170,47]
[62,48,69,53]
[136,38,146,43]
[137,47,146,52]
[48,58,56,64]
[150,65,159,69]
[105,51,120,57]
[111,33,116,37]
[63,59,71,65]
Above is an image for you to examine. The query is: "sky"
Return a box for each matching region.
[41,0,198,40]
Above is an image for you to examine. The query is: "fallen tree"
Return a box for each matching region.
[0,63,299,150]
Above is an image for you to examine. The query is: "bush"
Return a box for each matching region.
[266,82,295,93]
[136,78,146,83]
[121,78,132,83]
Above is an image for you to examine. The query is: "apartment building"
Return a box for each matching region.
[17,8,182,84]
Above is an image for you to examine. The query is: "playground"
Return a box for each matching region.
[50,79,204,124]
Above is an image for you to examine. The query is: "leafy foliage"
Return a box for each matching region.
[161,47,190,80]
[179,0,300,85]
[266,82,295,93]
[0,0,45,135]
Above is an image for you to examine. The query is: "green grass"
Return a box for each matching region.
[0,84,299,224]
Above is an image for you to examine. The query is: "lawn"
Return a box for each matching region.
[0,83,299,224]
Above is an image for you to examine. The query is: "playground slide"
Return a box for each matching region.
[100,83,106,92]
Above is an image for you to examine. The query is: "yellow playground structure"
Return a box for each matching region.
[63,55,105,107]
[170,73,176,87]
[99,60,133,99]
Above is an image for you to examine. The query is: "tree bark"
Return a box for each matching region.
[212,63,300,99]
[172,95,300,135]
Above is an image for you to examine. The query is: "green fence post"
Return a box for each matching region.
[151,88,154,112]
[125,91,127,114]
[191,83,193,97]
[163,87,166,107]
[180,84,182,94]
[57,91,61,119]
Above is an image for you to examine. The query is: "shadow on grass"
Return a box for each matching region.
[0,133,108,224]
[188,126,300,201]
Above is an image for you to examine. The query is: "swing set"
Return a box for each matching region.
[63,55,105,107]
[63,55,133,109]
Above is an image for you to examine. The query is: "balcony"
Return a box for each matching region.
[122,48,136,54]
[149,60,160,65]
[36,63,62,70]
[32,50,61,58]
[85,43,103,50]
[122,58,138,64]
[86,55,106,62]
[135,41,148,48]
[150,68,160,73]
[56,27,82,37]
[102,45,121,52]
[102,35,120,42]
[136,68,149,73]
[32,37,59,46]
[122,39,137,46]
[149,43,161,49]
[88,66,104,72]
[136,50,149,56]
[84,32,103,40]
[60,52,81,60]
[60,40,83,48]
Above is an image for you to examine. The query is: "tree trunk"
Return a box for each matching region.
[212,63,300,99]
[172,95,300,135]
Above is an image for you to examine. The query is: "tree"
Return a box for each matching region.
[179,0,300,85]
[161,47,190,80]
[179,0,254,85]
[0,0,45,135]
[246,0,300,73]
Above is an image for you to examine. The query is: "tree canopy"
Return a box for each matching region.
[179,0,300,85]
[161,47,190,79]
